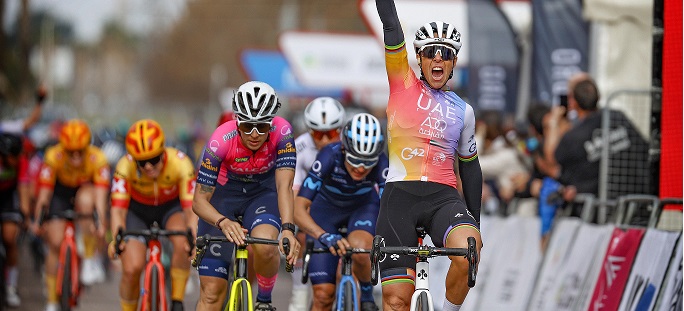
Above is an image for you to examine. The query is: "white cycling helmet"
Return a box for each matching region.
[304,97,346,131]
[413,21,462,54]
[232,81,281,123]
[341,113,385,159]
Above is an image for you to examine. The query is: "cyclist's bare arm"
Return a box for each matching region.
[275,167,299,264]
[94,186,109,234]
[293,196,324,239]
[18,183,31,227]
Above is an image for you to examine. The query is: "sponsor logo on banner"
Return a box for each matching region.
[589,227,645,311]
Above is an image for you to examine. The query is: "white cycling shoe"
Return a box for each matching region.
[44,303,59,311]
[288,286,310,311]
[80,257,106,285]
[6,285,21,307]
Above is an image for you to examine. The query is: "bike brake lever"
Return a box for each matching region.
[283,238,294,273]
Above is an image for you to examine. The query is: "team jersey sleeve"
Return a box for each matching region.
[374,154,389,197]
[273,118,297,170]
[38,147,59,189]
[457,104,478,162]
[296,144,336,201]
[175,150,197,209]
[111,156,132,209]
[90,148,111,188]
[292,137,309,191]
[196,122,234,187]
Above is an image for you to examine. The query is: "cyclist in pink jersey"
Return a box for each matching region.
[375,1,483,310]
[193,81,300,311]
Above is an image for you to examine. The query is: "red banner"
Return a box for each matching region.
[587,227,645,311]
[660,0,683,205]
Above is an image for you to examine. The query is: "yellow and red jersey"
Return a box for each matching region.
[38,145,111,189]
[111,147,196,209]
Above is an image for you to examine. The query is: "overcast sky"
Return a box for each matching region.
[4,0,187,43]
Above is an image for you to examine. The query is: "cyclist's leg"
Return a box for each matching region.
[428,186,482,308]
[241,190,280,305]
[308,197,347,310]
[308,243,339,310]
[347,200,380,307]
[119,238,146,311]
[196,207,232,310]
[42,217,66,307]
[1,191,24,306]
[376,182,420,310]
[74,184,105,284]
[162,206,191,306]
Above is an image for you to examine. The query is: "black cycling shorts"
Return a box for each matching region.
[126,198,183,231]
[0,188,23,223]
[376,181,479,283]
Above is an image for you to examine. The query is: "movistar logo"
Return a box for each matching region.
[354,220,373,227]
[303,178,321,191]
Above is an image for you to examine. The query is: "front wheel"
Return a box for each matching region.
[60,251,72,311]
[415,291,429,311]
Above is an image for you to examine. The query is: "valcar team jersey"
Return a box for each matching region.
[293,132,318,192]
[196,116,297,187]
[297,142,388,207]
[383,43,477,188]
[39,145,111,189]
[110,148,196,209]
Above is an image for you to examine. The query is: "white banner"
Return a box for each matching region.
[461,216,508,310]
[655,233,682,311]
[477,216,542,311]
[547,223,614,311]
[619,230,680,311]
[278,32,388,90]
[528,218,583,311]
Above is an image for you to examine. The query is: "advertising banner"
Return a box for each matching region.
[462,216,507,310]
[619,230,680,311]
[478,216,542,311]
[588,227,646,311]
[655,234,682,311]
[528,218,582,311]
[530,0,589,104]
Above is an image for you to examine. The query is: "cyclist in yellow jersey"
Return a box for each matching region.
[31,119,111,311]
[107,119,197,311]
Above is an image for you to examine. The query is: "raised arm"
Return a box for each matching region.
[376,0,405,47]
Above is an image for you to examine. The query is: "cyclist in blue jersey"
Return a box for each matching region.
[294,113,387,311]
[193,81,300,311]
[375,0,483,310]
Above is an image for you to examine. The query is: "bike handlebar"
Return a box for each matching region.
[369,235,478,288]
[115,224,194,256]
[191,234,293,271]
[301,238,371,284]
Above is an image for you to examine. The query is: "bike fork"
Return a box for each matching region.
[141,239,167,311]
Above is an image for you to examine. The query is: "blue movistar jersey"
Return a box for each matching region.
[297,142,388,207]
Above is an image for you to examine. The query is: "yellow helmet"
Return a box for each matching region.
[59,119,91,151]
[125,119,166,160]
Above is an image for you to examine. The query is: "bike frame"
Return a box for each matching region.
[370,228,477,311]
[336,253,359,311]
[116,223,193,311]
[192,234,291,311]
[140,237,168,311]
[56,217,80,310]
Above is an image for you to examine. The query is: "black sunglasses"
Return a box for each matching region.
[136,153,163,168]
[418,44,457,61]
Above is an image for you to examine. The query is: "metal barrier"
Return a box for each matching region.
[598,88,659,224]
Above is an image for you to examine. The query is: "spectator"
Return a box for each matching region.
[0,85,46,134]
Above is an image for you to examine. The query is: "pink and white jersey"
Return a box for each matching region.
[196,116,296,187]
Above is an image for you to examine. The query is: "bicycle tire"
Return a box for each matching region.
[150,266,159,311]
[343,282,353,311]
[60,251,72,311]
[229,280,250,311]
[416,291,429,311]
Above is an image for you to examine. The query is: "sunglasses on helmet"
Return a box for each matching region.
[345,153,378,169]
[237,121,272,135]
[418,44,457,61]
[136,153,163,168]
[310,129,340,140]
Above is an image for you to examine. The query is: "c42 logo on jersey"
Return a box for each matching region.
[401,148,425,160]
